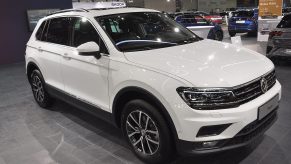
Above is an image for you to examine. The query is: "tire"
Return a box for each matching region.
[229,31,236,37]
[214,30,224,41]
[29,69,53,108]
[121,99,174,164]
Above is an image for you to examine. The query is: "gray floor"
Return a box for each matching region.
[0,35,291,164]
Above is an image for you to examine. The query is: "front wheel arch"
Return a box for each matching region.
[112,87,179,144]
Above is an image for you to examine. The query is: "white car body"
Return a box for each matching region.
[25,8,281,157]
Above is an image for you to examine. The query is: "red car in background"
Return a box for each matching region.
[194,11,223,24]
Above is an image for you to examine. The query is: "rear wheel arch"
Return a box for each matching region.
[112,87,179,142]
[27,62,41,82]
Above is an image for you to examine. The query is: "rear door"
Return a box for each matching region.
[35,17,71,90]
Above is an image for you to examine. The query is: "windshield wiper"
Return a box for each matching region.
[116,40,177,46]
[117,40,178,52]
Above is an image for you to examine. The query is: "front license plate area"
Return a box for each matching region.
[258,94,279,120]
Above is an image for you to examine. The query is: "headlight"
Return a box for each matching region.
[176,87,236,110]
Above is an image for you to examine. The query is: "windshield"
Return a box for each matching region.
[232,11,254,17]
[96,12,199,52]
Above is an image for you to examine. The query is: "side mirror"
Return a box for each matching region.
[77,41,101,59]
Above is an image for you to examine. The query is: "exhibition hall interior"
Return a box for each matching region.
[1,0,291,164]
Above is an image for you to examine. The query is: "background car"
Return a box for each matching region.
[267,14,291,60]
[228,9,258,37]
[174,13,224,41]
[282,7,291,16]
[194,11,223,24]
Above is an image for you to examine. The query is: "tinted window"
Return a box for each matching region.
[72,17,108,54]
[35,21,46,40]
[46,17,70,46]
[277,15,291,28]
[232,11,254,17]
[96,12,199,52]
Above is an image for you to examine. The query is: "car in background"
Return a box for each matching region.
[267,14,291,60]
[174,13,224,41]
[282,7,291,16]
[228,9,258,37]
[194,11,223,24]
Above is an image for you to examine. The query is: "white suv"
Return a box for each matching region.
[26,8,281,164]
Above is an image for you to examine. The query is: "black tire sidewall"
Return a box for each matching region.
[229,31,236,37]
[121,99,174,164]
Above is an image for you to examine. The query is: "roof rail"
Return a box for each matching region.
[48,8,89,16]
[89,7,126,11]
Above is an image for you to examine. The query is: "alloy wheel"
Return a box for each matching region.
[126,110,160,156]
[31,74,45,103]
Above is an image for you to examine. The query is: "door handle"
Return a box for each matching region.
[63,53,71,60]
[38,47,43,52]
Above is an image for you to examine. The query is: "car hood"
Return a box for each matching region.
[124,39,274,87]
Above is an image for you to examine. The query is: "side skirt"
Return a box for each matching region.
[46,84,116,126]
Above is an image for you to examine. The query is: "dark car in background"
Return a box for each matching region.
[282,7,291,16]
[174,13,224,41]
[228,9,258,37]
[267,14,291,60]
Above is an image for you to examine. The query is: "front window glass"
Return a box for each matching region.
[96,12,199,52]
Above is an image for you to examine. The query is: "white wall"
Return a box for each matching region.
[181,0,198,11]
[144,0,176,12]
[198,0,236,12]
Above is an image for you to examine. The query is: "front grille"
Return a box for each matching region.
[232,69,276,106]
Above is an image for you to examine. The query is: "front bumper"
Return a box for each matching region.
[177,108,278,155]
[173,81,281,155]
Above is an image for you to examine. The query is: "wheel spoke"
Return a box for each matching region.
[129,113,141,128]
[144,116,150,130]
[133,136,142,146]
[140,137,146,153]
[146,137,159,145]
[128,131,140,138]
[146,130,158,135]
[138,111,142,126]
[126,121,138,131]
[145,137,153,154]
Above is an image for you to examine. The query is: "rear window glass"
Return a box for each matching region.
[277,15,291,28]
[35,21,46,40]
[232,11,254,17]
[45,17,70,46]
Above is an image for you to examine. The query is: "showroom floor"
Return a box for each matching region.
[1,34,291,164]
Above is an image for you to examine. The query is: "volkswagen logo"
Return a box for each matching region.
[260,77,268,93]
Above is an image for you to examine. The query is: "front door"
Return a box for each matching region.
[61,17,110,111]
